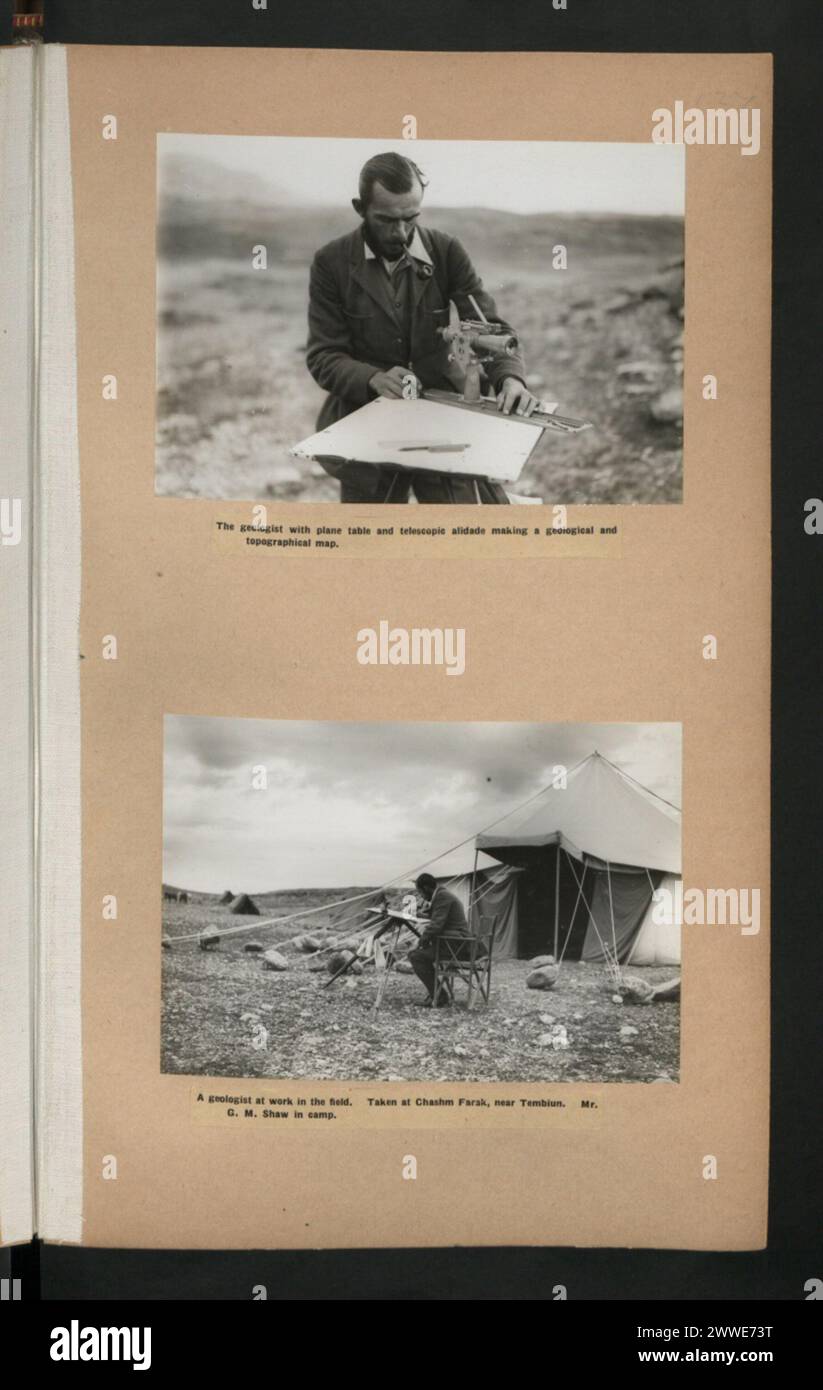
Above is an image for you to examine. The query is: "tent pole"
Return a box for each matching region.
[563,852,614,966]
[556,848,583,964]
[606,859,620,970]
[470,846,479,932]
[553,841,560,959]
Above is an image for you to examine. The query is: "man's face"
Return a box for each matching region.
[355,178,424,260]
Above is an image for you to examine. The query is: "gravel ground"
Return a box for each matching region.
[162,899,680,1083]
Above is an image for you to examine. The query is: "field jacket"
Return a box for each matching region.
[418,887,471,945]
[306,224,527,431]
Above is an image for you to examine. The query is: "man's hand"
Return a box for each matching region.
[497,376,540,417]
[369,366,422,399]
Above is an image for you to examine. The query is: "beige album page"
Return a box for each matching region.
[66,47,771,1248]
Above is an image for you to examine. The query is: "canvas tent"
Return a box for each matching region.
[455,752,682,966]
[229,893,260,916]
[625,873,681,966]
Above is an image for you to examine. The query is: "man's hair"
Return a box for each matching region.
[415,873,437,897]
[358,152,428,207]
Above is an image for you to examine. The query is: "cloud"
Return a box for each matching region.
[163,717,681,893]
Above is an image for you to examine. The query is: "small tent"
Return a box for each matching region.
[218,890,233,905]
[439,862,522,955]
[229,893,260,916]
[471,752,681,965]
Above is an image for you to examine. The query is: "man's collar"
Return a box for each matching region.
[363,226,432,267]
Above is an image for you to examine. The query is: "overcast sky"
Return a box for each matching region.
[158,134,684,216]
[163,718,681,894]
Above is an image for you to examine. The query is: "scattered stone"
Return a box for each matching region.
[545,326,567,347]
[618,975,656,1005]
[526,964,559,990]
[620,1024,639,1038]
[616,360,661,382]
[262,949,288,971]
[611,994,622,1004]
[539,1014,555,1026]
[649,386,683,424]
[243,942,263,954]
[296,934,323,953]
[641,267,684,313]
[454,1045,468,1057]
[395,960,414,974]
[529,954,556,968]
[326,949,356,975]
[603,293,634,314]
[650,977,681,1003]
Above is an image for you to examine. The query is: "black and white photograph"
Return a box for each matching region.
[156,136,684,505]
[162,718,682,1083]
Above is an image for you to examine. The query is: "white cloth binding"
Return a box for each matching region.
[35,44,84,1244]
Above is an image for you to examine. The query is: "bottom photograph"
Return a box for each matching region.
[162,717,682,1084]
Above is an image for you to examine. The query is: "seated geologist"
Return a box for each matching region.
[408,873,484,1008]
[305,152,540,503]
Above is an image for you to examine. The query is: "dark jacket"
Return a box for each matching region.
[419,886,471,945]
[306,225,527,430]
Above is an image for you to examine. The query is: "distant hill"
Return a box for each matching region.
[158,189,683,272]
[161,883,379,904]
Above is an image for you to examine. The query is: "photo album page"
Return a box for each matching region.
[28,44,771,1251]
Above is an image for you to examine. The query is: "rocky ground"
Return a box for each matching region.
[156,209,683,505]
[161,896,680,1084]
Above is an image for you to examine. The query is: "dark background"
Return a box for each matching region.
[4,0,821,1301]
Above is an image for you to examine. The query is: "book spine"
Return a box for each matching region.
[33,43,84,1245]
[0,42,37,1247]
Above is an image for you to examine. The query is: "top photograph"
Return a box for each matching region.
[155,135,684,506]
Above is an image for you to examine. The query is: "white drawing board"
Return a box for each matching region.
[291,397,546,483]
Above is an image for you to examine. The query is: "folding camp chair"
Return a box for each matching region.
[431,914,498,1010]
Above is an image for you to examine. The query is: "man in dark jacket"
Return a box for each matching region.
[408,872,481,1007]
[306,151,540,503]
